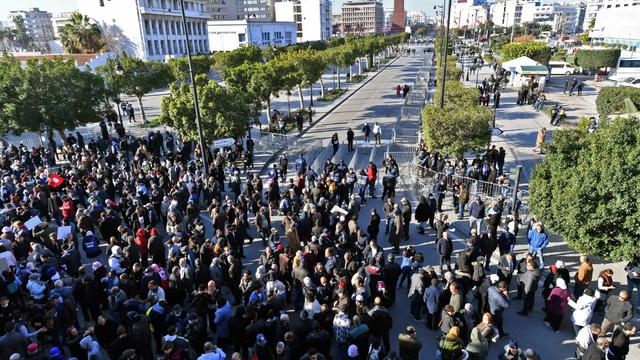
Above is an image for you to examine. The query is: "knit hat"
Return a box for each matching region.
[348,344,359,357]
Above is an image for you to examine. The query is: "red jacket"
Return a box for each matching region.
[135,228,149,256]
[367,165,377,181]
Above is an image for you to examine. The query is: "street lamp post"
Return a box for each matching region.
[179,0,207,174]
[310,83,314,106]
[439,0,453,109]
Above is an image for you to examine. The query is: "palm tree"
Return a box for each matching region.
[59,12,105,54]
[0,27,15,51]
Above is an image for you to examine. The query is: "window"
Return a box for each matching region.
[147,40,154,55]
[159,20,164,34]
[167,40,172,54]
[173,40,177,53]
[145,19,150,34]
[160,40,165,54]
[238,33,246,42]
[154,40,159,55]
[620,60,640,68]
[274,31,282,40]
[152,19,157,35]
[285,31,292,39]
[261,32,270,41]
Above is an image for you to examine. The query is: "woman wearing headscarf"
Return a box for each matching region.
[544,278,571,332]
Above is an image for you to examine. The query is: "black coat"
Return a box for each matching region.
[438,238,453,257]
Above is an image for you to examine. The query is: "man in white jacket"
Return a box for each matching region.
[569,287,597,335]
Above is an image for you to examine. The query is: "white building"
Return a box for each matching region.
[207,19,296,51]
[79,0,212,61]
[490,0,538,28]
[384,8,394,29]
[340,0,384,34]
[590,5,640,48]
[8,7,55,49]
[209,0,237,20]
[274,0,332,42]
[532,4,577,34]
[450,0,489,30]
[52,12,75,39]
[407,10,427,26]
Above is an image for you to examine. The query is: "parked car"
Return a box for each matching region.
[616,77,640,88]
[548,61,581,75]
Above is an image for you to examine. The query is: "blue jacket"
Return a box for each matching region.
[487,286,510,314]
[527,229,549,249]
[214,301,232,338]
[469,201,486,219]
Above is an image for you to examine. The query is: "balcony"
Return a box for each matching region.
[138,3,211,19]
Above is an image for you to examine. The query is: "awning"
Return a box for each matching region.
[520,65,549,75]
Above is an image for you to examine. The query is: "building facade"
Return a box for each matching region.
[340,0,384,34]
[590,5,640,48]
[209,0,237,20]
[274,0,332,42]
[52,12,74,40]
[236,0,274,20]
[406,10,427,25]
[207,19,296,50]
[79,0,212,61]
[489,0,538,28]
[8,7,55,49]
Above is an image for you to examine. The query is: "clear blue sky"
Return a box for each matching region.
[1,0,435,19]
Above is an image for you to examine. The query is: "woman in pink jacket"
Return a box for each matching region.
[544,278,570,332]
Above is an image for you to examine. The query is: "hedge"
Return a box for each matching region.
[501,42,552,65]
[574,49,621,69]
[595,86,640,117]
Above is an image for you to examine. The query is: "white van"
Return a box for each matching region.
[548,61,580,75]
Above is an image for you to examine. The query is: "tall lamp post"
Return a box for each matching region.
[439,0,453,109]
[179,0,208,174]
[434,5,445,66]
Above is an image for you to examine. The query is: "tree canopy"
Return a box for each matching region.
[213,45,262,69]
[501,41,552,65]
[160,74,257,142]
[0,56,107,137]
[529,118,640,261]
[595,86,640,118]
[59,12,105,54]
[167,55,214,83]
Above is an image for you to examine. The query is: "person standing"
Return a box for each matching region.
[296,111,304,132]
[488,281,510,337]
[568,288,597,335]
[600,290,634,336]
[395,85,402,99]
[533,127,547,153]
[544,278,571,332]
[399,198,412,241]
[494,89,501,108]
[367,161,378,198]
[563,79,570,94]
[437,232,453,274]
[577,82,584,96]
[346,128,355,152]
[527,223,549,268]
[408,269,426,320]
[608,323,637,360]
[368,297,393,351]
[398,326,422,360]
[624,260,640,305]
[331,133,339,155]
[373,122,382,145]
[361,122,371,142]
[574,255,594,298]
[517,260,541,316]
[127,103,135,122]
[388,206,403,254]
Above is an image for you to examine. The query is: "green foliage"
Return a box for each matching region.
[160,75,257,142]
[167,55,214,82]
[530,118,640,261]
[213,45,262,69]
[596,86,640,117]
[317,88,346,102]
[59,12,105,54]
[10,16,32,50]
[435,55,462,82]
[501,42,552,65]
[348,74,367,83]
[421,103,492,157]
[574,49,621,69]
[551,48,568,62]
[577,116,591,133]
[0,57,107,135]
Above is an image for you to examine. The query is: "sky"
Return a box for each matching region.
[0,0,436,20]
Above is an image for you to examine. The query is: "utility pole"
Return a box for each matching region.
[439,0,453,109]
[179,0,208,174]
[511,165,523,217]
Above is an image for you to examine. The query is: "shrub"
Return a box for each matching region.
[595,86,640,117]
[501,42,552,65]
[574,49,621,69]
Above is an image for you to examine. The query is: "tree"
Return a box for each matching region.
[2,58,108,141]
[114,54,172,123]
[574,49,621,70]
[221,62,257,93]
[326,45,356,90]
[248,62,285,129]
[160,74,255,142]
[11,16,31,50]
[501,42,552,65]
[213,45,262,69]
[59,12,105,54]
[277,50,326,108]
[529,118,640,261]
[421,103,492,157]
[167,55,214,83]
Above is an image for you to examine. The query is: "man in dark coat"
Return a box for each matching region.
[368,297,393,351]
[383,253,401,305]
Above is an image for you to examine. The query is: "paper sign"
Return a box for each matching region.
[213,138,235,149]
[330,206,348,215]
[24,216,42,230]
[57,226,72,240]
